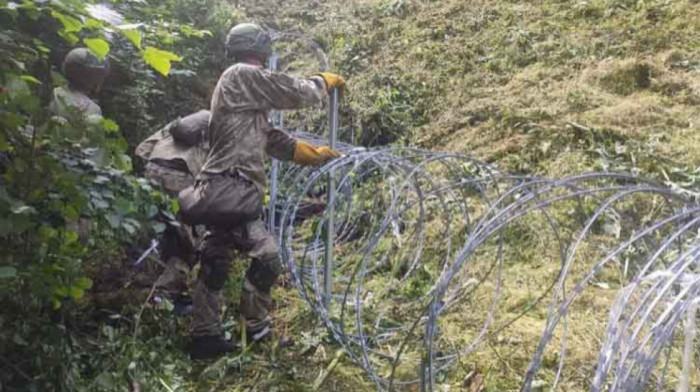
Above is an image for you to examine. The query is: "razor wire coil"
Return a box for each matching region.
[272,133,700,391]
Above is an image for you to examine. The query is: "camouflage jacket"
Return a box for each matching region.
[49,87,102,124]
[199,63,327,192]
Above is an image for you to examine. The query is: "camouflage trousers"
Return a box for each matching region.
[154,219,198,298]
[191,218,282,337]
[144,161,201,299]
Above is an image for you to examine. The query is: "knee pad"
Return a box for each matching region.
[246,255,282,292]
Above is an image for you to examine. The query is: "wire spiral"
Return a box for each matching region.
[272,133,699,391]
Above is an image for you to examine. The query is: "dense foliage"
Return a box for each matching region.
[0,0,231,389]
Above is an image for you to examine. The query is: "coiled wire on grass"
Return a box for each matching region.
[270,135,700,391]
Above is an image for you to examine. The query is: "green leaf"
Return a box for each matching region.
[124,218,141,229]
[180,25,212,38]
[142,47,181,76]
[6,76,30,99]
[20,75,41,84]
[55,286,69,297]
[94,175,110,184]
[76,277,93,290]
[62,205,79,221]
[69,286,85,300]
[92,199,109,209]
[122,222,136,235]
[115,154,132,172]
[58,30,80,45]
[65,230,79,244]
[101,189,115,200]
[115,198,134,214]
[0,266,17,279]
[32,39,50,54]
[83,38,110,60]
[147,205,159,218]
[51,10,83,33]
[101,118,119,133]
[84,18,104,30]
[106,214,121,229]
[152,222,166,233]
[121,28,142,49]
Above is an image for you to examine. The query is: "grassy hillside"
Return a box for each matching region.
[237,0,700,174]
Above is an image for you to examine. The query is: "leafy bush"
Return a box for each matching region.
[0,0,225,389]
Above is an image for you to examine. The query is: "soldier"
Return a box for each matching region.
[48,48,110,242]
[49,48,109,122]
[136,110,210,313]
[183,22,345,359]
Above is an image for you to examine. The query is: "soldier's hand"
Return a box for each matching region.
[316,146,341,162]
[316,72,345,92]
[293,141,342,167]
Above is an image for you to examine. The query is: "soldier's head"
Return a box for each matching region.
[62,48,110,95]
[225,23,271,66]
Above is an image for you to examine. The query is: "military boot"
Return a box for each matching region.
[189,335,235,360]
[239,279,274,343]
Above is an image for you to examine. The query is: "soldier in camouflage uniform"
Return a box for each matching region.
[189,22,345,359]
[49,48,109,122]
[48,48,110,242]
[136,110,210,310]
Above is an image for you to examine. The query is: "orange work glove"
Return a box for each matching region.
[316,72,346,92]
[293,140,342,167]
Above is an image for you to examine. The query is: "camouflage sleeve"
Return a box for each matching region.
[264,127,297,161]
[238,67,327,111]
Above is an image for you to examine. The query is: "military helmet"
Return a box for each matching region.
[225,23,272,59]
[62,48,110,91]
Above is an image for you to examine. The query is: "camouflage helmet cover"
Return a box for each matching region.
[225,23,272,59]
[62,48,110,90]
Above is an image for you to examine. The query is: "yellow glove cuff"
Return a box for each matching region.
[293,141,341,167]
[317,72,346,91]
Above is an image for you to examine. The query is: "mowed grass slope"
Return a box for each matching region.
[248,0,700,174]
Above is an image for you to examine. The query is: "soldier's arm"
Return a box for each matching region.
[264,127,297,161]
[239,67,327,111]
[265,127,341,167]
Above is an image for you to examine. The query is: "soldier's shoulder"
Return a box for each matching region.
[220,63,256,80]
[50,86,101,118]
[240,63,269,74]
[218,64,272,89]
